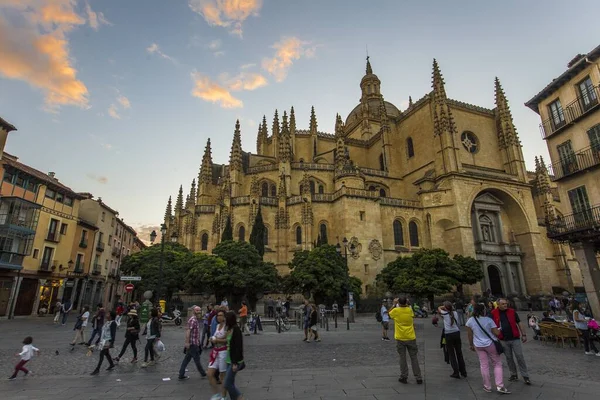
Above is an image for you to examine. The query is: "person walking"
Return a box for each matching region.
[267,297,275,318]
[141,308,160,368]
[70,306,90,346]
[455,297,465,326]
[223,311,246,400]
[573,301,600,356]
[53,301,62,324]
[114,309,140,363]
[238,302,249,336]
[389,297,423,384]
[490,298,531,385]
[309,303,320,342]
[438,301,467,379]
[178,305,207,380]
[60,298,73,326]
[87,304,105,347]
[302,300,312,342]
[9,336,39,380]
[90,311,117,375]
[202,305,213,349]
[466,303,510,394]
[208,309,228,400]
[381,300,390,341]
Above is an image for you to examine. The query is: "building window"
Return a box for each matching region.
[15,175,25,187]
[393,220,404,246]
[111,218,115,227]
[56,193,63,203]
[101,212,105,222]
[64,196,73,206]
[239,226,245,242]
[264,228,269,246]
[578,76,598,111]
[48,219,59,239]
[557,140,577,175]
[567,186,592,222]
[33,249,39,259]
[295,226,302,245]
[319,223,328,244]
[270,185,276,197]
[318,185,324,194]
[45,188,56,199]
[406,137,414,158]
[379,154,385,171]
[26,181,36,192]
[309,181,315,195]
[548,99,565,129]
[3,171,14,183]
[379,189,386,197]
[588,124,600,151]
[75,253,84,271]
[41,247,53,268]
[60,223,68,235]
[461,131,479,153]
[261,182,268,197]
[364,264,369,274]
[201,233,208,250]
[359,211,365,221]
[409,221,419,247]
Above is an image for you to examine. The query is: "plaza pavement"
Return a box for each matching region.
[0,313,599,399]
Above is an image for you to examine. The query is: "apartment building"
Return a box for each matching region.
[525,44,600,317]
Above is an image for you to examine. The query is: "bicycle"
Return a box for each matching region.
[274,312,291,332]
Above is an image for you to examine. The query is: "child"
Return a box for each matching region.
[9,336,39,380]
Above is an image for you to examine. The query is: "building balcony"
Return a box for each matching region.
[111,246,120,256]
[39,260,58,272]
[92,264,102,275]
[547,145,600,181]
[79,239,88,248]
[74,261,84,273]
[540,85,600,139]
[0,198,40,235]
[547,204,600,242]
[46,231,60,243]
[96,241,105,252]
[0,252,25,269]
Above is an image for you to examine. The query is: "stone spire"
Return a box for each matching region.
[188,178,196,208]
[185,193,190,209]
[255,122,263,154]
[256,116,269,154]
[309,106,318,134]
[360,56,381,102]
[229,119,243,172]
[289,106,296,134]
[408,96,413,107]
[199,138,213,185]
[335,114,347,170]
[279,111,292,162]
[272,110,280,137]
[495,77,520,149]
[535,156,551,195]
[262,115,268,136]
[366,56,373,74]
[175,185,184,212]
[164,196,172,223]
[432,59,448,100]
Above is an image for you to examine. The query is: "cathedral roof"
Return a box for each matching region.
[345,99,401,126]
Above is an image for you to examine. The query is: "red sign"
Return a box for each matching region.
[125,283,135,293]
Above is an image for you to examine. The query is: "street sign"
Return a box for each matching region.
[125,283,135,293]
[120,276,141,281]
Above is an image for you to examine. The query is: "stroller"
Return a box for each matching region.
[588,319,599,343]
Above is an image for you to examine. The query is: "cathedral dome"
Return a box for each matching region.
[345,99,401,126]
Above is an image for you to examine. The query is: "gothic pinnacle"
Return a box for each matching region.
[408,96,413,107]
[262,115,268,136]
[494,77,520,147]
[432,58,447,100]
[282,110,289,133]
[366,55,373,75]
[164,196,172,221]
[175,185,183,211]
[199,138,213,185]
[289,106,296,134]
[310,106,318,133]
[189,178,196,204]
[229,120,243,171]
[272,110,280,137]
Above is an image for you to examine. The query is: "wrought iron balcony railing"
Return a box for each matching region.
[547,204,600,241]
[540,85,600,139]
[548,145,600,181]
[96,241,105,252]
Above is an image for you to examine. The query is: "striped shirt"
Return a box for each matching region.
[188,315,200,346]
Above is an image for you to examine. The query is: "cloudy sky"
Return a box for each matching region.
[1,0,599,239]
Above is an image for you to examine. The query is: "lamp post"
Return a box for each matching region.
[150,223,168,303]
[335,237,352,307]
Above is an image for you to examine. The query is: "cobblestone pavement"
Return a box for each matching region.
[0,314,599,399]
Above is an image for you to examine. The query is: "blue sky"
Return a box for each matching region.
[1,0,599,238]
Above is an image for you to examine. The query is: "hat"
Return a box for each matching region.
[128,309,138,316]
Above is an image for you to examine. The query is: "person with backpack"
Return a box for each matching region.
[378,300,390,341]
[70,306,90,347]
[90,311,117,375]
[114,309,140,363]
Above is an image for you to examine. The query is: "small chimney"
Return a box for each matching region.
[48,172,55,178]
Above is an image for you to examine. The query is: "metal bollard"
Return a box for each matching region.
[346,317,350,330]
[326,314,329,331]
[334,312,338,329]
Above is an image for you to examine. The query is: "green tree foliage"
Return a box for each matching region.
[376,248,483,306]
[221,216,233,241]
[191,240,278,309]
[287,245,361,305]
[249,207,265,257]
[119,242,192,300]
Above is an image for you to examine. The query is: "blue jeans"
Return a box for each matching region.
[61,312,69,325]
[224,364,241,399]
[87,327,101,345]
[178,344,206,378]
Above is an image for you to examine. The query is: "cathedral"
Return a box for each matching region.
[164,58,582,297]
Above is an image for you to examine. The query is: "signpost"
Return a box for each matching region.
[120,276,142,281]
[125,283,134,293]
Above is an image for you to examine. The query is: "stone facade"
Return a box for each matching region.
[165,58,581,297]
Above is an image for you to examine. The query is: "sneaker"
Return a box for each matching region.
[381,337,385,341]
[302,338,307,342]
[385,337,391,341]
[131,358,138,363]
[149,361,156,366]
[315,339,321,342]
[200,372,207,377]
[483,387,492,393]
[508,375,518,382]
[210,395,221,400]
[106,365,115,371]
[497,386,511,394]
[450,373,461,379]
[398,377,408,384]
[523,377,531,385]
[8,376,16,381]
[114,357,120,362]
[416,379,423,385]
[140,362,148,368]
[596,353,600,357]
[305,340,311,343]
[178,376,190,380]
[90,370,99,376]
[585,351,595,355]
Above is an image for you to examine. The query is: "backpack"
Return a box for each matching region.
[375,311,382,322]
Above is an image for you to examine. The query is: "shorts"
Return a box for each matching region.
[304,320,310,329]
[381,321,389,330]
[208,350,227,373]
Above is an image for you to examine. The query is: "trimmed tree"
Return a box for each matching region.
[249,207,265,257]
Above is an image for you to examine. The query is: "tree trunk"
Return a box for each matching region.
[427,294,435,311]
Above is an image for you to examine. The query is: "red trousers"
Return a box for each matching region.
[11,359,29,378]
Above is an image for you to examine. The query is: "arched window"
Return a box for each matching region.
[261,182,268,197]
[407,137,414,158]
[201,233,209,250]
[295,226,302,245]
[409,221,419,247]
[309,181,315,195]
[319,223,328,244]
[393,220,404,246]
[369,185,376,191]
[263,227,269,246]
[270,184,276,197]
[379,153,385,171]
[318,185,324,194]
[379,188,386,197]
[239,226,245,242]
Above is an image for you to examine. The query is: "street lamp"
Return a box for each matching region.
[150,223,167,303]
[170,231,178,243]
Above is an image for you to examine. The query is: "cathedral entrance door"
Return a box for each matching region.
[487,265,503,297]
